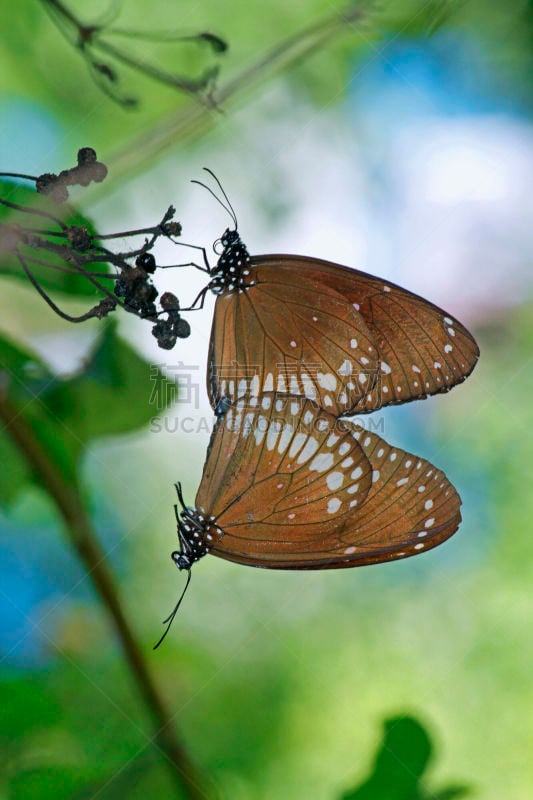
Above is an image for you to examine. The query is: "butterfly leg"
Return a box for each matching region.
[170,241,212,273]
[181,286,209,312]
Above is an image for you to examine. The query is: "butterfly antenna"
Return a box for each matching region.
[175,481,187,510]
[202,168,238,230]
[153,569,192,650]
[191,169,238,230]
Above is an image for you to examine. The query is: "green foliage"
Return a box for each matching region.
[341,716,470,800]
[0,670,176,800]
[0,322,177,504]
[1,2,532,798]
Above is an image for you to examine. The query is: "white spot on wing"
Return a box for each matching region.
[250,375,260,397]
[318,372,337,390]
[327,498,342,514]
[302,373,316,400]
[254,417,267,446]
[309,452,334,472]
[266,422,279,451]
[288,432,307,458]
[326,471,344,490]
[297,437,320,463]
[277,424,293,454]
[338,360,353,376]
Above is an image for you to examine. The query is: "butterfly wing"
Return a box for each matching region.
[195,395,374,562]
[326,421,462,568]
[195,396,461,569]
[208,255,479,415]
[291,255,479,412]
[207,269,379,416]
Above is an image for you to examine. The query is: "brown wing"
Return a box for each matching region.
[207,268,379,416]
[208,255,479,415]
[198,415,461,570]
[195,395,373,561]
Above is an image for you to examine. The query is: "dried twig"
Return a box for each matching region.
[107,2,376,179]
[0,149,191,349]
[40,0,227,108]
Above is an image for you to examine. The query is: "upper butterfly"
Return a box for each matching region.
[187,170,479,417]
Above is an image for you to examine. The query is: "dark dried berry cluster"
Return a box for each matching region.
[67,225,93,251]
[114,254,159,318]
[36,148,108,203]
[152,292,191,350]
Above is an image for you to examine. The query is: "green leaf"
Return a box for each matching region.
[0,180,108,297]
[340,715,472,800]
[0,323,177,507]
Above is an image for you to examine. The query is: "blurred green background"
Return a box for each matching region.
[1,1,532,798]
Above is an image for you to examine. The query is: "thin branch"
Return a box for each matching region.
[40,0,226,108]
[0,388,212,800]
[0,171,190,348]
[105,2,375,181]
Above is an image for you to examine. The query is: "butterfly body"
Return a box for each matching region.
[207,228,254,295]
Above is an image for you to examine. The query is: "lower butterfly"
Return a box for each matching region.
[171,393,460,572]
[154,393,460,646]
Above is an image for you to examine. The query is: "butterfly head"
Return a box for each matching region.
[208,228,253,296]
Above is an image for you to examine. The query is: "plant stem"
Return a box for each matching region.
[104,3,374,183]
[0,389,211,800]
